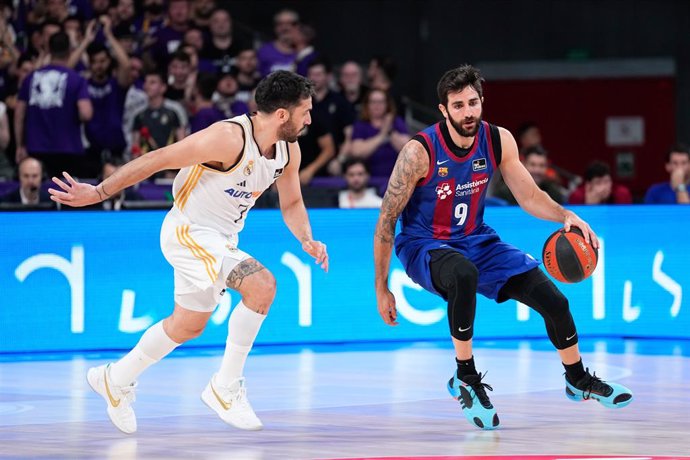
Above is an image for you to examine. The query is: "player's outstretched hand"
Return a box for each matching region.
[563,210,599,249]
[302,240,329,272]
[48,172,101,207]
[376,287,398,326]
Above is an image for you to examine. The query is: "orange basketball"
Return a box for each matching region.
[542,227,598,283]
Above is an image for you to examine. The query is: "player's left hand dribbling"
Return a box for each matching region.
[563,211,599,249]
[302,240,329,272]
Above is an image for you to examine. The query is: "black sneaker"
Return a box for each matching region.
[565,368,633,408]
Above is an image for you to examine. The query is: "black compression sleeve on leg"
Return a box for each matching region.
[499,268,578,349]
[429,249,479,341]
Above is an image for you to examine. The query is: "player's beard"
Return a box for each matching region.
[279,120,306,143]
[448,111,482,138]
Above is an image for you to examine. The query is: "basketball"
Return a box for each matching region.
[542,227,598,283]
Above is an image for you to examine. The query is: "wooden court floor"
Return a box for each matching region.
[1,339,688,459]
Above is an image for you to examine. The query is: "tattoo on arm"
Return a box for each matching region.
[226,258,266,290]
[375,141,428,245]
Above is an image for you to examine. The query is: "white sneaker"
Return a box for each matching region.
[201,375,263,430]
[87,364,138,434]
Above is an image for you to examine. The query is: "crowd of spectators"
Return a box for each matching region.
[0,2,686,210]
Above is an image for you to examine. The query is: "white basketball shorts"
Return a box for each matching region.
[160,207,251,311]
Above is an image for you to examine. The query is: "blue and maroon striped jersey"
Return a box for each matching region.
[399,120,501,240]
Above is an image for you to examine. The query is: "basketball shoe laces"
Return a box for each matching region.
[117,381,138,405]
[215,377,251,410]
[463,372,494,408]
[576,369,613,399]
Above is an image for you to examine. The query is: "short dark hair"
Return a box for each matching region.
[666,143,690,163]
[86,42,109,59]
[584,161,611,182]
[307,56,332,74]
[254,70,314,114]
[517,121,539,139]
[169,50,191,65]
[144,69,167,84]
[437,64,484,106]
[195,72,218,101]
[370,55,397,82]
[522,145,548,160]
[343,158,369,175]
[48,31,71,58]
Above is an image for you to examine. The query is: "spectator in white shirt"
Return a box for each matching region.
[338,158,383,209]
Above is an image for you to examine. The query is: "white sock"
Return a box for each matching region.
[216,301,266,388]
[109,320,180,386]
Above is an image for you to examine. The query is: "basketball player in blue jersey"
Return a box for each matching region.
[373,65,632,430]
[48,71,329,434]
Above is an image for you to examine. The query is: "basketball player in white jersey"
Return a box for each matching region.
[48,71,329,434]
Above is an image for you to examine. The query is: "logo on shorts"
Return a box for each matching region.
[438,166,448,177]
[243,160,254,176]
[472,158,487,171]
[435,182,453,200]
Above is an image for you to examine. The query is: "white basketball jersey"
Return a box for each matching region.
[172,114,289,235]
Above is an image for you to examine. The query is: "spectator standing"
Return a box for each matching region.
[292,23,317,77]
[15,31,93,177]
[0,100,11,179]
[307,57,355,148]
[70,17,132,169]
[256,8,297,77]
[131,70,184,157]
[199,8,250,75]
[233,47,259,104]
[568,161,632,205]
[338,60,367,114]
[145,0,190,66]
[644,144,690,204]
[165,49,195,109]
[297,110,334,185]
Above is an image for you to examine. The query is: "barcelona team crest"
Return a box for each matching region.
[244,160,254,176]
[438,166,448,177]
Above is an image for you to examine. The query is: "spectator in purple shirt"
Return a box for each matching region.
[349,88,409,179]
[133,0,166,51]
[189,72,225,133]
[15,31,93,177]
[256,9,297,77]
[292,23,317,77]
[644,144,690,204]
[145,0,191,67]
[69,16,132,170]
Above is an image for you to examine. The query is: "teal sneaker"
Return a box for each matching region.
[447,372,499,430]
[565,368,633,408]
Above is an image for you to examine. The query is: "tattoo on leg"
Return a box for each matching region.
[226,259,266,290]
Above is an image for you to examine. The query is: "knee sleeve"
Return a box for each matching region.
[429,249,479,341]
[501,268,577,349]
